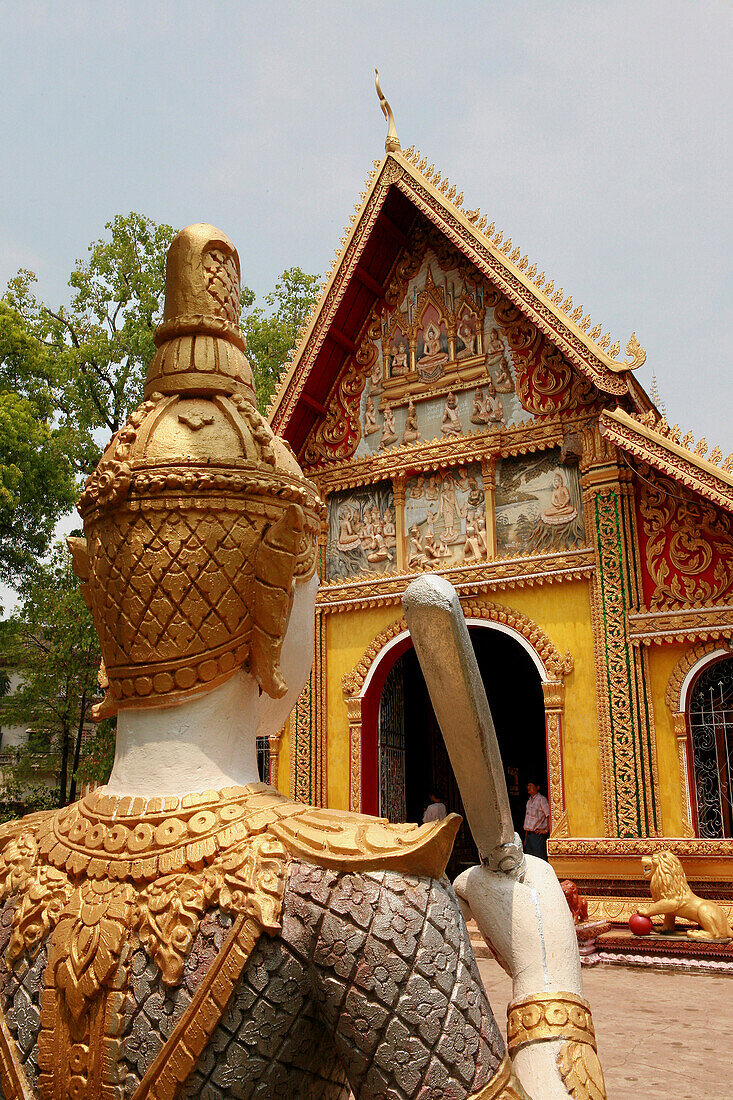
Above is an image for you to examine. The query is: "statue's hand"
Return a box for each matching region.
[454,856,582,998]
[455,858,593,1100]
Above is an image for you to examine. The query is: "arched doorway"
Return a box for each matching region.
[376,625,547,877]
[687,655,733,838]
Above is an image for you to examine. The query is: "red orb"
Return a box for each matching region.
[629,912,653,936]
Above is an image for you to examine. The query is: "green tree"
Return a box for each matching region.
[0,544,101,809]
[4,213,176,476]
[0,303,76,583]
[243,267,320,412]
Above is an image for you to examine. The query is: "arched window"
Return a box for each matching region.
[688,656,733,838]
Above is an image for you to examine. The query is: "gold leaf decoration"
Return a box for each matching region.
[624,331,646,369]
[557,1040,607,1100]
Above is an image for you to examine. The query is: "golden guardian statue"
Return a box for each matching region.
[0,225,604,1100]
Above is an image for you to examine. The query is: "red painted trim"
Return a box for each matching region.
[360,633,413,816]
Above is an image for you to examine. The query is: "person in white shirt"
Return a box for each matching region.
[523,779,550,860]
[422,790,447,824]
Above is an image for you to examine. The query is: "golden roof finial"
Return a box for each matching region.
[375,69,401,153]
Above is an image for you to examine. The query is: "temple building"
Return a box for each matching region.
[267,99,733,919]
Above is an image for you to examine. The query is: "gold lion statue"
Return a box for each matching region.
[640,850,733,940]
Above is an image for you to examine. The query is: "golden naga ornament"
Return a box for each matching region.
[68,224,324,719]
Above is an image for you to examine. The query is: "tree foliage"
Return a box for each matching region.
[0,303,76,584]
[5,213,175,473]
[243,267,320,412]
[0,545,101,809]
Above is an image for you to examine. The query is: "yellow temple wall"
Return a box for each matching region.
[307,578,606,834]
[467,581,604,837]
[276,589,695,851]
[645,642,689,836]
[324,603,401,809]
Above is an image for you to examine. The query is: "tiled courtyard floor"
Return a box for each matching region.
[478,958,733,1099]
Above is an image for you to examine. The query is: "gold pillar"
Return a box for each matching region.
[543,680,569,838]
[393,474,407,571]
[268,729,283,789]
[581,425,660,838]
[346,695,362,813]
[317,482,328,582]
[481,455,496,559]
[672,711,695,838]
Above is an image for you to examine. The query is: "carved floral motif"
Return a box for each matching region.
[635,466,733,608]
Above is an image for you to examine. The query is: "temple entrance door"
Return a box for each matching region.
[376,625,547,879]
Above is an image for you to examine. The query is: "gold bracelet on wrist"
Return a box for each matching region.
[507,991,596,1055]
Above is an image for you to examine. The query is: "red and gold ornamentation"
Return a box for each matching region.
[634,464,733,609]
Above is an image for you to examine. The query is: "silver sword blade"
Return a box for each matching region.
[403,575,525,876]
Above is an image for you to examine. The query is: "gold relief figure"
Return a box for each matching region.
[364,394,379,435]
[467,475,483,509]
[441,391,463,437]
[463,511,487,562]
[485,326,504,361]
[409,473,426,499]
[370,355,384,395]
[471,387,488,425]
[493,354,514,393]
[390,340,409,376]
[422,530,441,565]
[336,505,362,551]
[359,506,379,552]
[457,315,477,358]
[402,396,421,444]
[471,381,503,428]
[408,523,424,567]
[382,506,397,548]
[639,851,733,940]
[541,472,578,526]
[418,320,449,379]
[366,526,393,564]
[379,401,398,447]
[439,473,464,544]
[425,474,441,501]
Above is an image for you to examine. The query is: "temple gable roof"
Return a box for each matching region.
[268,144,648,457]
[600,408,733,513]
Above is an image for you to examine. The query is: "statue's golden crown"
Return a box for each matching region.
[69,224,324,720]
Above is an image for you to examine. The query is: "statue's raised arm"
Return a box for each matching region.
[404,575,607,1100]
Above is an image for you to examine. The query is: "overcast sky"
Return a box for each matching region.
[1,2,731,470]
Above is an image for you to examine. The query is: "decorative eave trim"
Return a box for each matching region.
[549,836,733,858]
[269,155,391,430]
[306,415,577,493]
[600,408,733,513]
[316,548,595,614]
[628,604,733,646]
[389,159,637,385]
[269,146,645,431]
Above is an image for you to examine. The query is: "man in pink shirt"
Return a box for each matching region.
[524,779,550,860]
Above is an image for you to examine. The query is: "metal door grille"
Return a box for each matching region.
[378,662,406,822]
[689,657,733,838]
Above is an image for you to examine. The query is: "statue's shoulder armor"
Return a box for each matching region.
[270,796,461,879]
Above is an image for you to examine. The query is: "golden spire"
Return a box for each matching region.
[375,69,401,153]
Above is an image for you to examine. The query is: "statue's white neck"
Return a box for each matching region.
[104,672,262,798]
